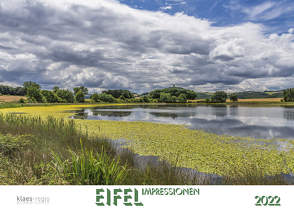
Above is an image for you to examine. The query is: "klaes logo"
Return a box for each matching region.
[96,188,143,207]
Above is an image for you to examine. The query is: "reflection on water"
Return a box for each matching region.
[74,110,132,119]
[71,105,294,139]
[284,111,294,120]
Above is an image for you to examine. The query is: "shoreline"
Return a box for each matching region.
[1,103,293,176]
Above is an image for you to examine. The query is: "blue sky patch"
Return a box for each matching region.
[119,0,294,33]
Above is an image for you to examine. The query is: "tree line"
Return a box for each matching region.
[7,81,294,104]
[0,85,26,96]
[22,81,87,103]
[90,87,201,103]
[1,81,244,104]
[204,91,238,103]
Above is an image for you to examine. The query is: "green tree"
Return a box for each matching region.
[56,89,74,103]
[142,95,150,103]
[74,86,88,95]
[41,90,59,103]
[211,91,227,103]
[159,92,172,103]
[15,87,26,96]
[90,93,100,102]
[229,93,238,102]
[23,81,40,90]
[90,93,116,103]
[171,96,177,103]
[103,90,134,99]
[178,94,187,103]
[26,87,44,103]
[75,90,85,103]
[149,87,197,100]
[0,85,25,96]
[283,88,294,102]
[99,93,116,103]
[53,86,60,93]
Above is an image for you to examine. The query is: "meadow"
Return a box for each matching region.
[0,103,293,185]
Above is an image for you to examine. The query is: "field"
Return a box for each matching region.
[231,98,282,102]
[0,96,25,103]
[0,104,294,185]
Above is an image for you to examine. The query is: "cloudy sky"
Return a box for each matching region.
[0,0,293,93]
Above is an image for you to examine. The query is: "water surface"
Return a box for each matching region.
[71,105,294,140]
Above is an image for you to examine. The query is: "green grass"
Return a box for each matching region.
[0,103,24,109]
[50,142,128,185]
[0,113,120,184]
[0,113,290,185]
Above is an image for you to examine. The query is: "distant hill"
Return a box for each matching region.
[196,92,213,99]
[196,91,283,99]
[236,91,283,99]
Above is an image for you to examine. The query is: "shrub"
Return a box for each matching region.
[19,98,25,103]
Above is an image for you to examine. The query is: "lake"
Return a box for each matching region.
[71,105,294,140]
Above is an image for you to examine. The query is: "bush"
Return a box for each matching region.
[19,98,25,103]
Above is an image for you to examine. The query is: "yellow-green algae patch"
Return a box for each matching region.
[1,104,294,176]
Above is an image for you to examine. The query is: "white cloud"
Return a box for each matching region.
[160,5,172,10]
[233,1,294,21]
[0,0,293,92]
[242,2,276,20]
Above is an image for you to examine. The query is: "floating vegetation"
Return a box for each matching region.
[1,104,294,177]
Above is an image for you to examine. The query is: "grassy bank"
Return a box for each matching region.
[1,104,294,180]
[0,113,198,185]
[0,113,290,185]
